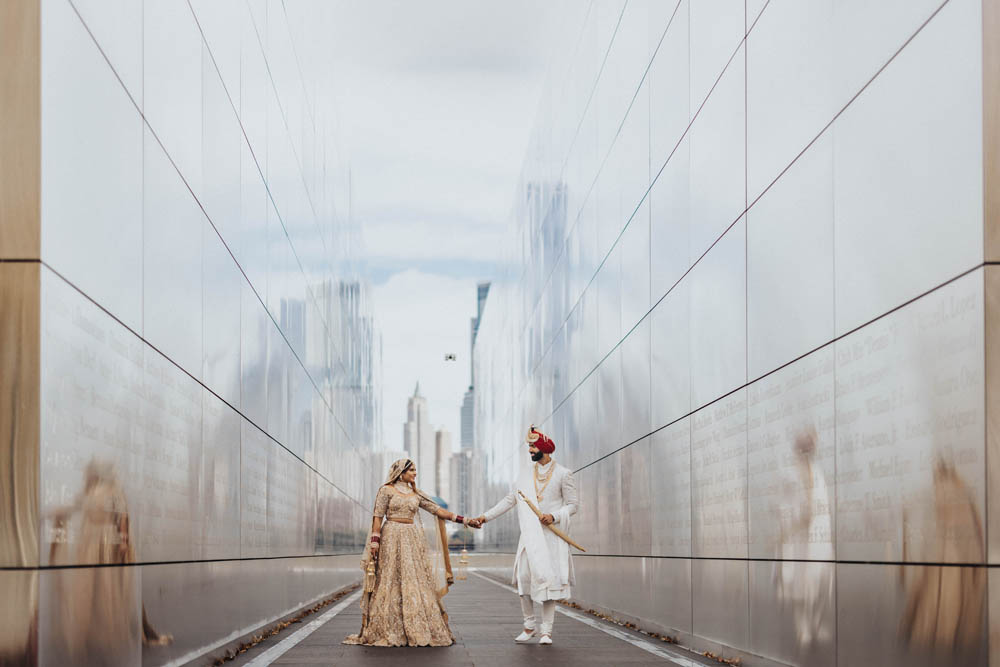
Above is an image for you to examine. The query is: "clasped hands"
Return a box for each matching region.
[464,514,555,528]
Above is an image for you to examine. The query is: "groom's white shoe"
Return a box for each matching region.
[539,634,553,645]
[514,628,536,643]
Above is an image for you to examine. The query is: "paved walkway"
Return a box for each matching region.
[228,572,715,667]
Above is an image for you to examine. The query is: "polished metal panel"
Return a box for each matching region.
[747,134,834,379]
[596,453,623,556]
[750,560,835,667]
[692,558,749,649]
[143,129,204,376]
[200,48,242,251]
[189,0,241,110]
[239,4,268,167]
[596,349,622,462]
[619,437,652,556]
[39,566,141,667]
[688,48,746,260]
[650,277,690,430]
[837,562,987,667]
[832,0,949,106]
[691,390,748,558]
[240,283,268,427]
[833,0,982,335]
[265,318,289,446]
[40,0,143,332]
[0,264,40,568]
[619,204,650,335]
[650,135,690,303]
[835,270,985,563]
[39,267,145,567]
[747,348,835,560]
[143,0,203,194]
[240,420,269,558]
[688,218,746,409]
[71,0,142,100]
[238,139,269,296]
[688,0,745,110]
[648,0,689,173]
[650,418,691,557]
[746,0,834,201]
[199,390,240,560]
[140,347,203,563]
[202,222,242,409]
[595,241,622,361]
[649,557,692,635]
[619,319,651,448]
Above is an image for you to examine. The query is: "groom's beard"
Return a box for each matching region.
[530,451,544,462]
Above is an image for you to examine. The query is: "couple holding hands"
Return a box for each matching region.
[345,426,580,647]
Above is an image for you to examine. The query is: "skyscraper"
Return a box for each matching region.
[403,382,434,485]
[434,429,452,501]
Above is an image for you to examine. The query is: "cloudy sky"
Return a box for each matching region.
[328,1,572,451]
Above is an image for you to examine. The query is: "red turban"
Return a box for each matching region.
[526,426,555,454]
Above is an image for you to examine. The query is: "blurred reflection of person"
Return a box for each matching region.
[899,458,984,654]
[48,460,171,663]
[0,573,37,666]
[775,428,833,648]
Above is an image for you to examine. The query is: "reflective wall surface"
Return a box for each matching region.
[1,1,379,664]
[474,1,994,665]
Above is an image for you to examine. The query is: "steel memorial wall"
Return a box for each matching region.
[0,1,379,665]
[473,1,1000,665]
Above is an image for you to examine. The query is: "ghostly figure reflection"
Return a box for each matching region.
[774,428,834,649]
[46,460,171,664]
[899,458,985,654]
[0,571,38,666]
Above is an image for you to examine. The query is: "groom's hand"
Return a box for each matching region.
[541,514,555,525]
[468,516,485,528]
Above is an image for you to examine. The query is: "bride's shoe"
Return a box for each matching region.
[539,634,552,645]
[514,628,536,643]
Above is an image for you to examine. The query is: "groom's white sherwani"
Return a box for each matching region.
[483,459,579,601]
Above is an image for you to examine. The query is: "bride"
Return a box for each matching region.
[344,458,479,647]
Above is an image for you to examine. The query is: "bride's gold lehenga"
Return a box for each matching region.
[344,484,454,647]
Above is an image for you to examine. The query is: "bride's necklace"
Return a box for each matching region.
[533,462,554,502]
[393,481,414,495]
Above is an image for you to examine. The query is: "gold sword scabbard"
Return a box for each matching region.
[517,490,587,552]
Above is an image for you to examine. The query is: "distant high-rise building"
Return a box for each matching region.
[403,382,434,485]
[434,429,452,501]
[460,386,475,451]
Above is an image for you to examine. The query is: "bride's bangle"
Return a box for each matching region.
[454,514,466,525]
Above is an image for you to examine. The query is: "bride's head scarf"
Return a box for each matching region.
[359,459,452,598]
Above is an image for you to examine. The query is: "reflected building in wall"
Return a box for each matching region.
[474,1,999,666]
[0,1,380,665]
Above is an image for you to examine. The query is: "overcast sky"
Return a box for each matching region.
[328,1,572,452]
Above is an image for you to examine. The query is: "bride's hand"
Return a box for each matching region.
[369,542,380,558]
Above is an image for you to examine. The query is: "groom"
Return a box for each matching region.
[472,426,579,645]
